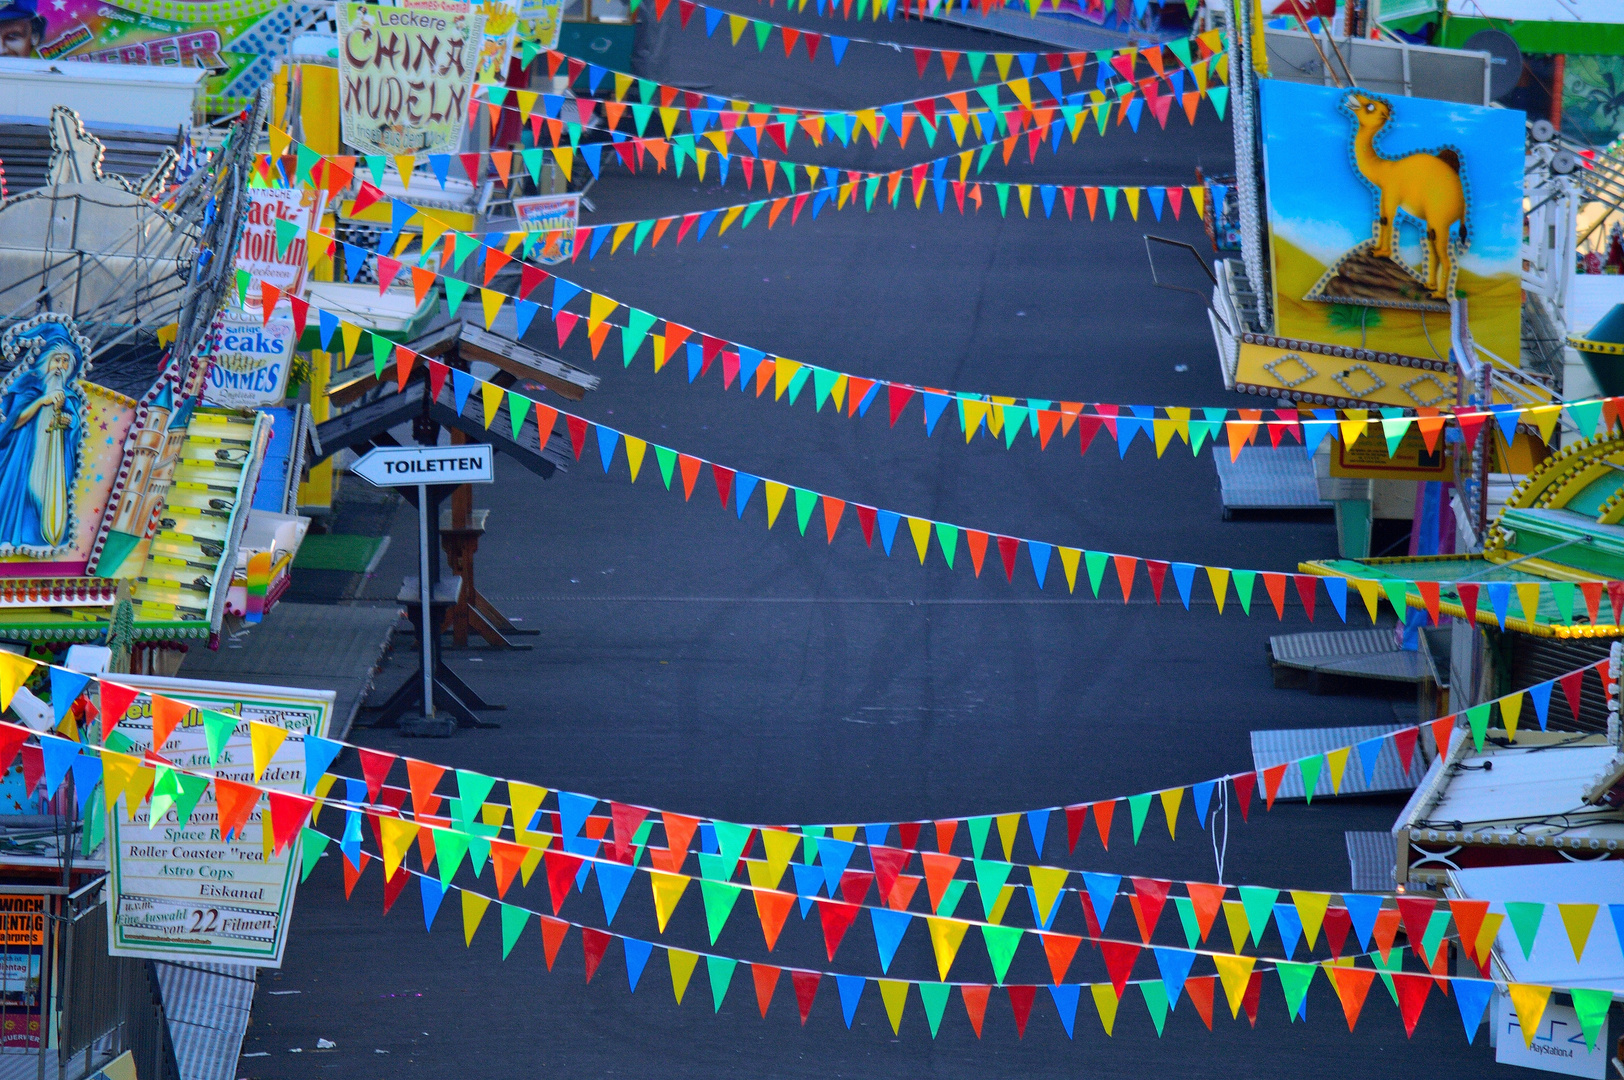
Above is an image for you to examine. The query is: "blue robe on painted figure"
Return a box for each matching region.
[0,330,86,554]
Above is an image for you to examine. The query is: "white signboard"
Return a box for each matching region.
[513,192,579,265]
[352,444,494,487]
[1495,991,1609,1078]
[237,187,327,317]
[202,312,295,409]
[104,676,334,968]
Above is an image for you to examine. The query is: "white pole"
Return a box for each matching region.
[418,484,435,720]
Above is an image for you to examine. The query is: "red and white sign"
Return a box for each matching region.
[236,187,327,317]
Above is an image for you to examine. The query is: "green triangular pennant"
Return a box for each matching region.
[1128,792,1152,843]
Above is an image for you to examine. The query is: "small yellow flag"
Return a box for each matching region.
[759,829,799,887]
[927,916,969,980]
[1508,983,1552,1047]
[509,781,548,840]
[1326,747,1351,793]
[0,651,36,711]
[879,980,909,1034]
[461,891,491,946]
[907,517,932,565]
[340,321,362,364]
[1091,983,1120,1035]
[995,813,1020,860]
[1354,578,1381,623]
[1059,548,1082,593]
[1515,583,1541,628]
[101,752,141,816]
[249,721,289,783]
[1291,891,1331,949]
[380,816,419,881]
[1029,866,1068,924]
[1499,692,1524,741]
[650,871,689,932]
[588,293,617,334]
[480,380,504,428]
[479,288,504,331]
[1222,900,1251,955]
[624,437,647,482]
[1558,903,1599,962]
[1159,788,1183,840]
[962,399,988,442]
[773,359,801,401]
[669,949,699,1004]
[764,482,789,528]
[1213,954,1257,1018]
[392,155,415,190]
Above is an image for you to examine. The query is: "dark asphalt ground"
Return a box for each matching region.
[241,9,1498,1077]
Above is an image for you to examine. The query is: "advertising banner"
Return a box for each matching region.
[4,0,330,113]
[337,0,484,157]
[512,192,578,264]
[237,187,326,317]
[1258,81,1524,380]
[0,895,43,1050]
[202,311,295,409]
[104,676,334,968]
[518,0,563,50]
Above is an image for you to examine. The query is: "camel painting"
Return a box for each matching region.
[1257,79,1522,366]
[1341,90,1468,301]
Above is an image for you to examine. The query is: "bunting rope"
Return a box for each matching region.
[0,689,1600,1047]
[276,62,1220,205]
[556,1,1226,81]
[2,609,1600,885]
[2,655,1615,1007]
[468,68,1221,148]
[243,266,1624,630]
[513,37,1224,114]
[737,0,1155,23]
[507,33,1226,118]
[305,823,1594,1050]
[297,174,1597,464]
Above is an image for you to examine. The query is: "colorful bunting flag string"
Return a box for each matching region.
[737,0,1188,26]
[244,270,1624,632]
[516,37,1222,114]
[305,182,1597,465]
[470,72,1222,149]
[6,636,1602,891]
[0,688,1601,1047]
[298,822,1617,1049]
[4,657,1617,990]
[497,37,1226,133]
[544,1,1226,86]
[271,69,1221,208]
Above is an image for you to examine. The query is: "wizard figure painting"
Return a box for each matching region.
[0,315,90,556]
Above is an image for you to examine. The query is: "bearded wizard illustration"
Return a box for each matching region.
[0,316,90,555]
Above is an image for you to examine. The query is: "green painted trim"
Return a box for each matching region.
[1441,14,1624,57]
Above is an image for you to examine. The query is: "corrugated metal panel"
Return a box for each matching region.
[1506,633,1610,734]
[152,961,256,1080]
[1270,629,1428,682]
[1251,724,1420,798]
[1214,447,1329,510]
[1346,831,1397,892]
[0,123,181,196]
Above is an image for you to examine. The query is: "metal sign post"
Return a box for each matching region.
[352,445,494,721]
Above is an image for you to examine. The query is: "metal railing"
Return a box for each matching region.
[58,886,176,1080]
[0,881,177,1080]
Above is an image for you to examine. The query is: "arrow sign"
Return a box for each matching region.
[352,445,494,487]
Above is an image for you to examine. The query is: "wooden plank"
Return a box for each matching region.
[326,322,465,406]
[458,324,599,401]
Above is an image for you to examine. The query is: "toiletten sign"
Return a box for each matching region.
[105,676,334,968]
